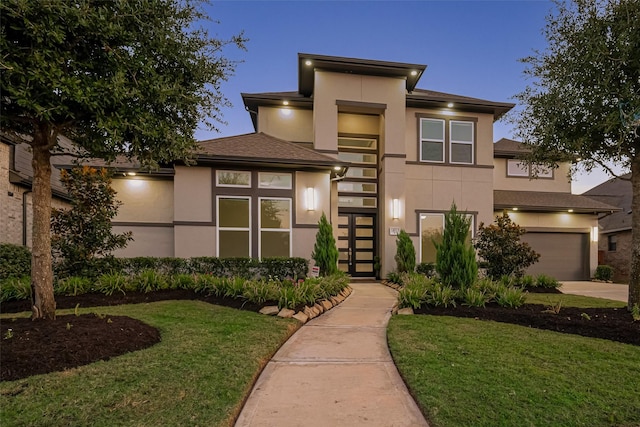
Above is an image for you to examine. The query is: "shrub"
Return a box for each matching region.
[395,230,416,273]
[435,203,477,289]
[594,265,614,281]
[55,276,92,296]
[461,287,489,308]
[260,257,308,279]
[517,275,536,289]
[474,212,540,280]
[0,244,31,280]
[397,274,434,309]
[311,213,339,276]
[51,167,132,278]
[130,269,169,293]
[170,274,197,290]
[495,286,527,308]
[425,283,457,308]
[535,274,561,289]
[242,279,278,305]
[416,262,436,278]
[386,271,403,285]
[0,276,31,302]
[94,273,130,296]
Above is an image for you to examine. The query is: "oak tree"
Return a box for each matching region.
[0,0,246,319]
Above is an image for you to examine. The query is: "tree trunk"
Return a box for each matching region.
[629,154,640,310]
[30,127,56,320]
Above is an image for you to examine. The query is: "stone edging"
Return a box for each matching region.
[257,286,353,323]
[381,279,415,316]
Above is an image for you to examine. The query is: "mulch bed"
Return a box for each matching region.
[1,290,638,382]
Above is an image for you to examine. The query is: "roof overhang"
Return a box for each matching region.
[494,190,620,214]
[298,53,427,97]
[407,93,514,121]
[242,92,313,131]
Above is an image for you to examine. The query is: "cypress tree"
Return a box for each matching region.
[311,213,339,276]
[435,203,478,288]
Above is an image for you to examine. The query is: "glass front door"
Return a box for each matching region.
[337,213,377,277]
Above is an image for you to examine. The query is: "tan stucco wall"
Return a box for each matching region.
[112,225,174,258]
[338,113,379,135]
[174,166,212,222]
[174,225,215,258]
[112,178,174,223]
[493,159,572,192]
[257,107,314,142]
[295,171,330,226]
[501,211,599,276]
[292,227,317,262]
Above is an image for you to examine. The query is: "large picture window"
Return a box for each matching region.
[420,212,474,263]
[259,198,292,258]
[419,117,475,165]
[217,196,250,257]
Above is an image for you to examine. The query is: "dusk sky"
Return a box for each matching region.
[198,0,627,194]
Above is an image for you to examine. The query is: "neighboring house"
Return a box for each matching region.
[492,138,618,280]
[584,174,632,282]
[78,53,617,280]
[0,133,71,246]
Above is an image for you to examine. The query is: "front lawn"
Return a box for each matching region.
[0,301,297,427]
[388,294,640,427]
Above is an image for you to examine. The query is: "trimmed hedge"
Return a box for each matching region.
[0,244,31,280]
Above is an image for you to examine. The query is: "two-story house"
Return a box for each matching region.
[48,53,616,280]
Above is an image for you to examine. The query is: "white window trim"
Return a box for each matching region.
[420,118,446,163]
[338,137,377,151]
[216,195,251,257]
[507,159,554,179]
[216,170,251,188]
[449,120,475,165]
[258,172,293,189]
[258,197,292,258]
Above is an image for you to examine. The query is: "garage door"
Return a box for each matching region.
[520,232,589,281]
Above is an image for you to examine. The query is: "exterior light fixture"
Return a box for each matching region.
[591,226,599,242]
[334,166,342,171]
[305,60,312,66]
[568,209,574,213]
[306,187,316,211]
[283,101,289,106]
[447,102,454,108]
[512,207,518,211]
[127,172,136,176]
[410,70,418,76]
[392,198,400,219]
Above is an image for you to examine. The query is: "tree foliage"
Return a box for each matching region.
[311,213,339,277]
[394,230,416,273]
[434,203,477,288]
[511,0,639,308]
[52,167,132,277]
[0,0,245,319]
[474,212,540,280]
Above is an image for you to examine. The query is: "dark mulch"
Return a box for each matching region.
[415,303,640,346]
[1,290,637,383]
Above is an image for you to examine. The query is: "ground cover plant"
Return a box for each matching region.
[388,310,640,427]
[0,301,297,426]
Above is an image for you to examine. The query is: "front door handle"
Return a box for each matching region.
[348,248,353,266]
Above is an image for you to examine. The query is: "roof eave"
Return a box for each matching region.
[407,96,514,121]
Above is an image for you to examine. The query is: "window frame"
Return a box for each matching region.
[418,211,475,263]
[258,197,292,258]
[419,118,446,163]
[216,170,251,188]
[449,120,475,165]
[607,234,617,252]
[216,195,251,258]
[258,172,292,189]
[506,159,554,179]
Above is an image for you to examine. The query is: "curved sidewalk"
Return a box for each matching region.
[560,281,629,302]
[235,283,429,427]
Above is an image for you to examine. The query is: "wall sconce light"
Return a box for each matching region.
[392,198,400,219]
[306,187,316,211]
[591,226,599,242]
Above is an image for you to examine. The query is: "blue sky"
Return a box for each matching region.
[199,0,623,194]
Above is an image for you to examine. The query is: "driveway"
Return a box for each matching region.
[560,281,628,302]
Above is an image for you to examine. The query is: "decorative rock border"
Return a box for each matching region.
[257,286,353,323]
[381,280,415,316]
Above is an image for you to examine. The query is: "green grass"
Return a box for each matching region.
[525,293,626,308]
[0,301,297,427]
[388,315,640,427]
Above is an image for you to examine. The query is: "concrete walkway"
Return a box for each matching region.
[235,283,429,427]
[560,281,629,302]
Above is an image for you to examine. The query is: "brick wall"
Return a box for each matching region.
[598,230,632,282]
[1,143,69,247]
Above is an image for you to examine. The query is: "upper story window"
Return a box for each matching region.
[506,160,553,179]
[419,117,475,165]
[608,234,617,252]
[258,172,292,189]
[216,170,251,187]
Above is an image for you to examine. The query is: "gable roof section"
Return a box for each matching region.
[583,173,632,232]
[494,190,620,214]
[196,132,346,170]
[493,138,530,158]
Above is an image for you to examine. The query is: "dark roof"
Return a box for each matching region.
[407,89,514,121]
[494,190,620,213]
[196,132,346,170]
[583,173,633,232]
[298,53,427,97]
[493,138,530,158]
